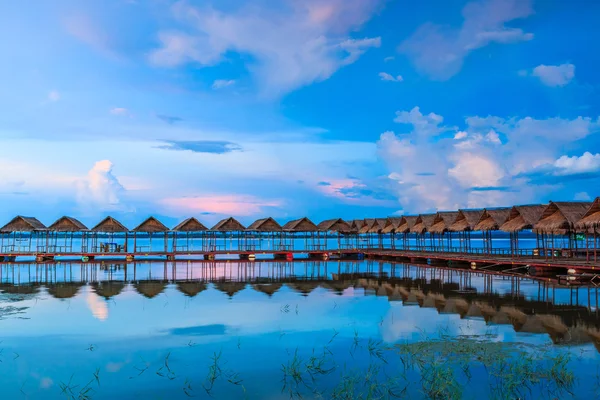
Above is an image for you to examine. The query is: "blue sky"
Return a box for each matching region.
[0,0,599,228]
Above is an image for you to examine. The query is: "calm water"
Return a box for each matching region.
[1,260,600,399]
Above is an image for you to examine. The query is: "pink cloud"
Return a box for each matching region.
[160,194,283,216]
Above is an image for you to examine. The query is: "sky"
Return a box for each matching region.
[0,0,599,228]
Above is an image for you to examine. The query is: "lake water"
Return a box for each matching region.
[1,260,599,399]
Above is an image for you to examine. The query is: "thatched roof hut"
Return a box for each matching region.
[251,283,283,297]
[576,197,600,230]
[396,216,418,233]
[473,208,511,231]
[358,219,376,234]
[0,216,47,232]
[177,281,207,297]
[350,219,366,233]
[172,217,208,232]
[211,217,246,232]
[367,218,388,234]
[500,205,548,232]
[91,217,129,233]
[134,280,167,299]
[429,212,460,234]
[382,217,403,234]
[92,281,125,299]
[246,217,282,232]
[214,281,247,298]
[133,216,169,233]
[282,217,319,232]
[534,201,592,234]
[47,282,84,299]
[317,218,352,232]
[449,210,483,232]
[48,216,88,232]
[410,214,436,234]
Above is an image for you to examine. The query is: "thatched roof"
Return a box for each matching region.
[317,218,352,232]
[410,214,436,234]
[48,216,88,232]
[473,208,511,231]
[246,217,282,232]
[500,204,548,232]
[46,282,84,299]
[92,281,125,299]
[0,216,47,232]
[576,197,600,229]
[134,281,167,299]
[282,217,319,232]
[429,212,460,234]
[382,217,403,234]
[396,216,418,233]
[211,217,246,232]
[351,219,366,232]
[133,216,169,233]
[214,281,247,297]
[172,217,208,232]
[534,201,592,233]
[449,210,483,232]
[177,281,207,297]
[367,218,388,233]
[358,218,376,234]
[251,283,283,297]
[91,216,129,233]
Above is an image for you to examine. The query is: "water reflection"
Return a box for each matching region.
[0,260,599,399]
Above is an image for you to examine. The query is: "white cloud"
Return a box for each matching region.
[110,107,130,116]
[553,152,600,175]
[149,0,382,96]
[384,56,395,62]
[532,63,575,87]
[76,160,126,211]
[48,91,60,102]
[379,72,403,82]
[399,0,534,80]
[454,131,467,140]
[212,79,236,89]
[574,192,591,201]
[448,153,505,188]
[394,106,450,136]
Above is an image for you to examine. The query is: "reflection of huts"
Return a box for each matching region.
[251,283,283,297]
[443,298,469,317]
[465,303,484,319]
[177,281,207,297]
[214,281,247,298]
[47,282,84,299]
[287,280,320,297]
[0,283,40,295]
[134,280,167,299]
[320,280,351,295]
[92,281,125,300]
[585,327,600,353]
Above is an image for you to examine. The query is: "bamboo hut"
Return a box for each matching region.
[47,216,88,254]
[473,208,511,254]
[500,205,547,256]
[429,212,459,252]
[245,217,285,251]
[172,217,208,252]
[134,280,167,299]
[394,216,418,250]
[317,219,352,251]
[448,209,483,252]
[382,217,403,249]
[356,219,375,249]
[0,216,48,254]
[90,217,129,253]
[367,218,388,249]
[209,217,246,251]
[214,281,247,298]
[282,217,319,251]
[132,216,169,254]
[342,219,364,249]
[576,197,600,262]
[177,281,207,297]
[410,214,436,250]
[534,201,592,259]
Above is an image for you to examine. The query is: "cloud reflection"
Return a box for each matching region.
[86,290,108,321]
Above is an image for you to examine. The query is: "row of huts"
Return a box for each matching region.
[0,198,599,258]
